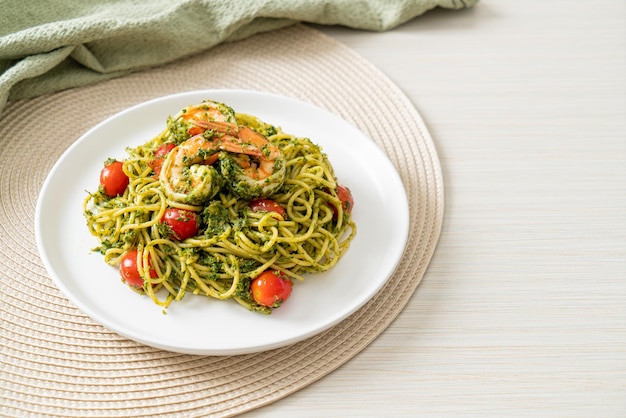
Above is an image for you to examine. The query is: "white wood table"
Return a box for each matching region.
[247,1,626,416]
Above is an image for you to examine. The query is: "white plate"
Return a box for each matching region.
[35,90,409,355]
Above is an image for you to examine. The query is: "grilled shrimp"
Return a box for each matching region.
[219,126,285,200]
[159,101,285,204]
[170,100,237,138]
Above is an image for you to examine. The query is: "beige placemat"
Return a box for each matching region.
[0,24,444,417]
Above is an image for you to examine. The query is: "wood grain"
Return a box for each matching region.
[247,1,626,416]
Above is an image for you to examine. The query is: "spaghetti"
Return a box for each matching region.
[84,100,356,313]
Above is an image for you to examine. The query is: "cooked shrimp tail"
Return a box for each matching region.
[219,126,285,199]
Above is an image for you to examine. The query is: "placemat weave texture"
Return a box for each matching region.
[0,24,443,417]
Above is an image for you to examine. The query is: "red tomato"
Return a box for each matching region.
[331,185,354,218]
[154,143,176,158]
[100,160,129,197]
[337,185,354,214]
[120,249,156,288]
[249,198,286,218]
[161,208,199,241]
[148,143,176,176]
[251,270,293,308]
[148,160,164,176]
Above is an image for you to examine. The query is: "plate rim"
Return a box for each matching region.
[35,89,410,355]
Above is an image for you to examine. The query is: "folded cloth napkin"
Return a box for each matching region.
[0,0,477,112]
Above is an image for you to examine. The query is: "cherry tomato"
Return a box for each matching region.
[331,185,354,218]
[120,249,156,288]
[100,160,129,197]
[155,143,176,158]
[337,185,354,214]
[251,270,293,308]
[249,198,286,218]
[161,208,199,241]
[148,143,176,176]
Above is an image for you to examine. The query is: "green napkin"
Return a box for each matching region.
[0,0,477,112]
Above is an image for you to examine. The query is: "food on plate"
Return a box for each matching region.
[84,99,356,313]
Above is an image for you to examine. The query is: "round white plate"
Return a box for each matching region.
[35,90,409,355]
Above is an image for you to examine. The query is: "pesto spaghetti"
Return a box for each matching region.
[84,100,356,313]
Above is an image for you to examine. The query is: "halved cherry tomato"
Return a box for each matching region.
[148,143,176,176]
[250,270,293,308]
[161,208,199,241]
[120,249,157,288]
[100,160,129,197]
[331,185,354,218]
[249,198,286,218]
[337,185,354,214]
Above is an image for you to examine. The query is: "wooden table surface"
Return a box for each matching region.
[246,1,626,416]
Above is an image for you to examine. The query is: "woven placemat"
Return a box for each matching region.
[0,24,443,417]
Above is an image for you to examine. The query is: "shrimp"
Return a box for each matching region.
[219,126,286,199]
[160,116,286,204]
[167,100,237,140]
[159,133,224,205]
